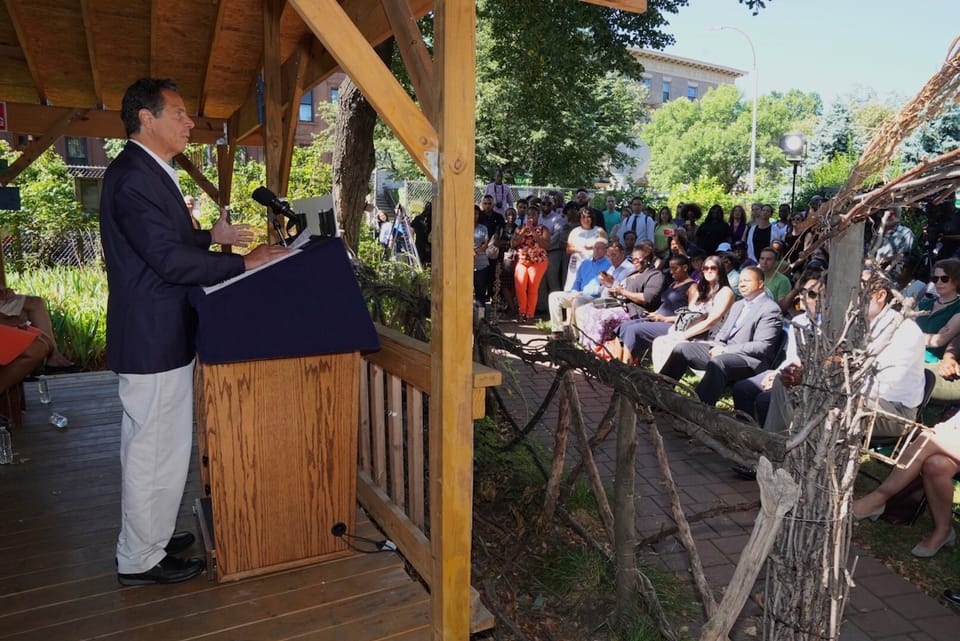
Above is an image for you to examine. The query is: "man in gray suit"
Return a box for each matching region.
[660,266,783,405]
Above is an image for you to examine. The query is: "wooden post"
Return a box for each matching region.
[262,0,284,244]
[430,2,475,640]
[826,221,864,339]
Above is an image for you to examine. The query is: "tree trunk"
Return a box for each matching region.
[332,39,394,252]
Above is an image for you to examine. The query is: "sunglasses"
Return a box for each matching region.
[801,288,819,299]
[701,265,719,272]
[932,275,951,283]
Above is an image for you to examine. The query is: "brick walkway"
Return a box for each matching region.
[487,316,959,641]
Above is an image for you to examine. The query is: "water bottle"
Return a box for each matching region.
[0,424,12,464]
[37,375,51,404]
[49,412,68,430]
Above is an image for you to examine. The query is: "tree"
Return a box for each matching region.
[642,85,820,194]
[901,102,960,166]
[473,0,691,185]
[333,40,394,251]
[0,144,91,269]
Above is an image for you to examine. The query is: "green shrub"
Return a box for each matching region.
[7,265,107,370]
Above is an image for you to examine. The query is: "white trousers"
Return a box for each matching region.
[549,291,592,332]
[116,360,195,573]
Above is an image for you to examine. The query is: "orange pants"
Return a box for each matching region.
[514,261,547,318]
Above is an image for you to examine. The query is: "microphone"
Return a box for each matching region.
[252,186,297,220]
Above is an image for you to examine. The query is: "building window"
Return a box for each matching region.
[75,177,101,212]
[687,86,697,101]
[662,81,671,103]
[330,87,339,103]
[641,78,651,91]
[299,91,314,122]
[65,137,88,165]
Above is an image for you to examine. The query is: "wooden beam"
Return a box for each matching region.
[279,37,312,195]
[429,2,476,640]
[288,0,438,180]
[217,142,236,208]
[234,0,433,142]
[262,0,284,242]
[197,0,230,117]
[78,0,103,108]
[217,139,236,253]
[148,1,159,77]
[3,0,46,103]
[0,109,87,185]
[379,0,435,121]
[580,0,648,12]
[2,102,229,145]
[174,153,219,203]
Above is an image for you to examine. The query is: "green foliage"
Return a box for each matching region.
[7,266,107,370]
[356,234,432,339]
[0,144,95,269]
[473,416,549,499]
[664,176,741,213]
[474,0,685,185]
[643,85,821,195]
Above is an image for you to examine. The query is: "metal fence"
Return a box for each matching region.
[2,229,103,271]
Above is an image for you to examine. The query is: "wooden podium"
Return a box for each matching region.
[190,239,380,582]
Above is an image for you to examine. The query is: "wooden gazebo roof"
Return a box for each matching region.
[0,0,431,146]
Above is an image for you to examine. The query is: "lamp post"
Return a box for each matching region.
[709,25,758,193]
[779,133,807,214]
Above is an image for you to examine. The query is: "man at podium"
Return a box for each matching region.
[99,78,287,586]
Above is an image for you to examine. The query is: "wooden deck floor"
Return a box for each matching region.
[0,371,431,641]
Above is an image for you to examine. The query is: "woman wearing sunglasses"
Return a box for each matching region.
[917,258,960,362]
[650,255,736,371]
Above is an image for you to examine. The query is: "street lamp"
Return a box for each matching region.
[708,25,758,193]
[779,133,807,214]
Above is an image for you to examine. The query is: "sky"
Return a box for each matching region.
[659,0,959,106]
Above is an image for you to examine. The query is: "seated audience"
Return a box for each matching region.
[579,242,667,353]
[659,267,783,406]
[756,246,793,311]
[574,241,634,344]
[761,281,924,439]
[612,256,695,363]
[0,287,73,369]
[926,332,960,405]
[917,258,960,362]
[719,249,742,297]
[890,253,926,305]
[0,323,52,395]
[853,411,960,557]
[732,274,822,426]
[732,240,756,269]
[549,240,610,337]
[650,255,736,371]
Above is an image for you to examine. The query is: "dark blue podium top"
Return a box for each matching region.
[190,238,380,364]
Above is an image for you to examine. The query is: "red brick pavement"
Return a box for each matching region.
[485,317,960,641]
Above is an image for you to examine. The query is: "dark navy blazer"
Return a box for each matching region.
[99,141,245,374]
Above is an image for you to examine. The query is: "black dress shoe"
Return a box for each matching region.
[943,588,960,605]
[731,463,758,480]
[164,531,196,555]
[118,555,205,586]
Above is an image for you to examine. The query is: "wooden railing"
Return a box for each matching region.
[358,324,501,633]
